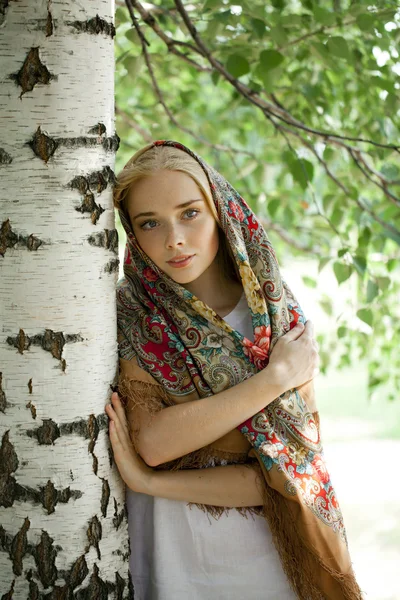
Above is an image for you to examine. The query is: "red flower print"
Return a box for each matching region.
[254,325,271,353]
[124,246,132,265]
[247,214,259,238]
[143,266,158,282]
[154,140,166,146]
[312,456,330,485]
[242,337,269,370]
[228,200,245,222]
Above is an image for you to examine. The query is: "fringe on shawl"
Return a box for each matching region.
[117,375,264,520]
[249,413,363,600]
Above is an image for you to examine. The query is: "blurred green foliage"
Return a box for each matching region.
[114,0,400,399]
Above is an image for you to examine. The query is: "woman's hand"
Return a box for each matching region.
[105,392,153,493]
[267,320,320,392]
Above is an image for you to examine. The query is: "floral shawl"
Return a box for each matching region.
[115,140,362,599]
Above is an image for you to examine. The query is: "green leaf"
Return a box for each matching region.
[366,280,379,303]
[333,262,353,284]
[268,198,280,218]
[357,308,373,327]
[326,36,350,60]
[226,54,250,78]
[318,257,331,273]
[115,7,130,24]
[125,29,141,46]
[259,49,285,71]
[356,14,375,31]
[337,247,350,258]
[313,7,336,26]
[251,18,266,39]
[319,296,333,316]
[375,276,390,291]
[302,276,317,288]
[123,56,142,78]
[387,259,397,273]
[211,71,221,85]
[269,25,288,46]
[337,325,347,339]
[288,159,314,190]
[352,255,367,276]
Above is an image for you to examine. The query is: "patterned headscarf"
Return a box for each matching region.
[116,140,362,599]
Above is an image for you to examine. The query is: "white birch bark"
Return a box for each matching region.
[0,1,131,597]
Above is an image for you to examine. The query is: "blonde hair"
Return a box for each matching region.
[114,143,240,283]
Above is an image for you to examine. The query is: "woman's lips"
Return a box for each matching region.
[167,255,194,268]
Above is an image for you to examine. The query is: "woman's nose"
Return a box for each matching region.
[165,225,184,249]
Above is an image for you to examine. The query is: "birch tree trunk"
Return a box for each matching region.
[0,1,131,597]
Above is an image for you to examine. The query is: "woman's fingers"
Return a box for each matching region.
[111,392,128,426]
[106,402,130,450]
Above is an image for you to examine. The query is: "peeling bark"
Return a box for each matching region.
[71,165,115,225]
[34,531,58,588]
[113,498,127,531]
[104,258,120,274]
[10,48,52,98]
[0,219,44,256]
[86,515,102,560]
[68,15,116,38]
[28,126,119,163]
[10,517,30,576]
[0,148,12,164]
[100,479,110,518]
[88,229,118,254]
[0,372,8,412]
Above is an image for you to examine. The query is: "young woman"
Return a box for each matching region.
[106,140,362,600]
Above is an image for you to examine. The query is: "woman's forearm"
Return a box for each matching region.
[137,364,285,467]
[139,463,264,508]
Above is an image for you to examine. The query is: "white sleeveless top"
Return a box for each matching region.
[126,291,295,600]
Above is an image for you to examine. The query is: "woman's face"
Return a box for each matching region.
[125,169,220,285]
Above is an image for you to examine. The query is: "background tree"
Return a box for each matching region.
[0,1,131,597]
[114,0,400,399]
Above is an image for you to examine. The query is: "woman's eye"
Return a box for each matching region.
[139,210,199,231]
[184,209,200,219]
[140,220,157,230]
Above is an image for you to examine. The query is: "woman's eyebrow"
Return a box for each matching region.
[132,198,205,220]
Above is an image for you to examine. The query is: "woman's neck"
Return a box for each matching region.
[182,257,243,317]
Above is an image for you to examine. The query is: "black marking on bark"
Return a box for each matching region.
[88,123,107,136]
[74,563,109,600]
[71,166,115,225]
[75,192,105,225]
[0,373,8,412]
[68,554,89,590]
[112,548,130,561]
[0,524,12,551]
[28,127,58,162]
[0,147,12,164]
[7,330,83,368]
[100,479,110,518]
[26,401,37,419]
[27,578,39,600]
[86,515,102,560]
[28,418,60,445]
[0,220,44,255]
[10,517,30,575]
[113,498,127,531]
[11,48,52,98]
[115,572,126,600]
[68,15,116,38]
[10,479,82,513]
[34,530,58,588]
[1,579,15,600]
[46,8,53,37]
[28,126,119,163]
[0,431,18,507]
[104,258,119,274]
[0,219,18,256]
[88,229,118,254]
[28,377,33,394]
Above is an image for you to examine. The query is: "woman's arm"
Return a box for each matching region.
[107,391,263,507]
[120,320,319,467]
[141,462,263,508]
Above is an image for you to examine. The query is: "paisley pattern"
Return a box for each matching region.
[116,140,360,597]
